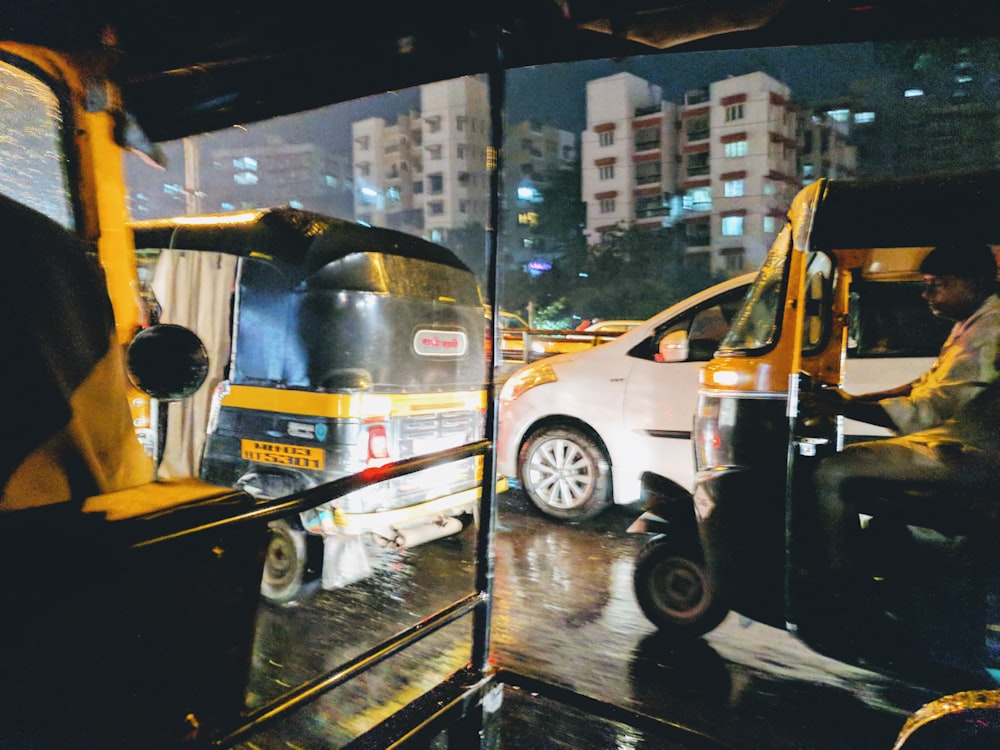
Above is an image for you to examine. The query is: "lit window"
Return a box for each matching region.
[763,215,777,233]
[904,88,924,98]
[724,179,744,197]
[232,156,258,171]
[763,181,776,196]
[721,216,744,236]
[683,187,712,212]
[853,111,876,124]
[387,186,401,202]
[234,172,258,185]
[826,109,850,122]
[724,140,748,158]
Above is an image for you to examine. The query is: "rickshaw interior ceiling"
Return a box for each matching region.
[5,0,1000,141]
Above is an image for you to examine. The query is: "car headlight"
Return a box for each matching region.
[499,362,557,402]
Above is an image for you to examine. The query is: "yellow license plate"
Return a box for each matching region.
[240,439,325,471]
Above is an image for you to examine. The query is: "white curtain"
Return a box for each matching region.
[152,250,239,479]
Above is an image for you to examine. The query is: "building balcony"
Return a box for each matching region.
[636,206,671,219]
[636,174,662,186]
[634,139,661,152]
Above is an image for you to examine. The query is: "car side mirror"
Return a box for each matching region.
[657,330,689,362]
[126,324,209,401]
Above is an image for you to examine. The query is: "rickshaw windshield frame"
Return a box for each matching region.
[718,225,791,354]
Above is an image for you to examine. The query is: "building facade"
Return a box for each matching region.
[503,119,579,272]
[581,73,680,245]
[352,77,492,249]
[582,71,855,274]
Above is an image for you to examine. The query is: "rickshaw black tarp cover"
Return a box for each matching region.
[133,208,486,392]
[809,170,1000,251]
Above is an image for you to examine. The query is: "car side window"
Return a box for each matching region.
[627,286,748,363]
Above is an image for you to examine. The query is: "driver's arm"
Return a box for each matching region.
[803,386,901,430]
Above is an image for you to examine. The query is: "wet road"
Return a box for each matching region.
[491,489,959,750]
[238,487,980,748]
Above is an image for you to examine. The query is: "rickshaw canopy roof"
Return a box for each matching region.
[2,0,999,141]
[807,171,1000,252]
[131,207,473,279]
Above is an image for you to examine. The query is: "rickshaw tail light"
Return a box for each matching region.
[367,425,391,466]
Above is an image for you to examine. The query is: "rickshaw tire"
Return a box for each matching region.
[633,538,728,637]
[260,519,321,605]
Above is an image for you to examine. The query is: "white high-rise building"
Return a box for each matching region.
[581,73,680,245]
[352,77,491,246]
[582,71,854,274]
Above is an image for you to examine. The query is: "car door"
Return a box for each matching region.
[619,284,751,493]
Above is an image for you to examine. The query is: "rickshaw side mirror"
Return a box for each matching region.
[657,330,689,362]
[127,324,209,402]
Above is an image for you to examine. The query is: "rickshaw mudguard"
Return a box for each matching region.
[627,470,698,540]
[0,481,268,748]
[695,465,787,628]
[892,690,1000,750]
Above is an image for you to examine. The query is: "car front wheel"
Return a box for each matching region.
[518,425,610,520]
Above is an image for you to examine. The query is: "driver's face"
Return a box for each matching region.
[921,274,983,321]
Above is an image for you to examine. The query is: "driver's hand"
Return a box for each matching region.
[799,386,850,417]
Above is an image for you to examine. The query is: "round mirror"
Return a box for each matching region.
[126,324,209,401]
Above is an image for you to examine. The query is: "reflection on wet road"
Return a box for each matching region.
[238,488,977,748]
[492,489,961,750]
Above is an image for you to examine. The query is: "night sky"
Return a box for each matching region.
[504,43,878,132]
[233,41,880,156]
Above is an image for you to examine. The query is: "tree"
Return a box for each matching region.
[565,224,721,321]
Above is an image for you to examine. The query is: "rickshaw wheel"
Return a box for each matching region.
[633,537,728,637]
[261,519,320,604]
[518,424,610,521]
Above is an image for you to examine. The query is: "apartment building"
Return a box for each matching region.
[352,76,492,247]
[798,110,856,185]
[128,137,354,220]
[582,71,855,274]
[504,119,579,272]
[581,73,680,245]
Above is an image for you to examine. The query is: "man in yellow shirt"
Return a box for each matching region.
[809,242,1000,583]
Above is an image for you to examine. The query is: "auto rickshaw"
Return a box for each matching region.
[132,209,498,603]
[629,170,1000,686]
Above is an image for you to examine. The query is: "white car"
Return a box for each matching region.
[497,273,944,520]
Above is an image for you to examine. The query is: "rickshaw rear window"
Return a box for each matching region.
[0,59,72,229]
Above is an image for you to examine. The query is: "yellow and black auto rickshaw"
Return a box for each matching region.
[132,208,497,603]
[630,171,1000,686]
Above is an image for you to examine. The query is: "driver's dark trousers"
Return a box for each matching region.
[812,433,998,578]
